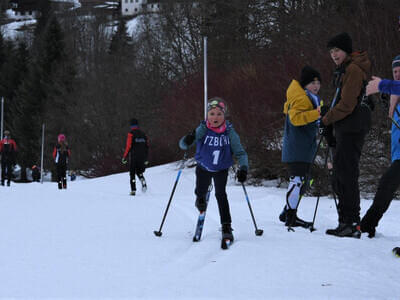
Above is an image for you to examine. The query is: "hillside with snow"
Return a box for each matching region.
[0,162,399,299]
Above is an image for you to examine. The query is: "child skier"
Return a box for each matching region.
[280,66,324,228]
[0,130,17,186]
[53,134,71,189]
[179,97,248,245]
[122,118,149,196]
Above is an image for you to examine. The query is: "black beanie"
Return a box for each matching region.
[327,32,353,54]
[300,66,321,88]
[130,118,139,126]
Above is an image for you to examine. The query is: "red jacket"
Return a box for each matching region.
[0,138,17,161]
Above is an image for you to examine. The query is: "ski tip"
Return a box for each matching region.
[153,230,162,237]
[393,247,400,257]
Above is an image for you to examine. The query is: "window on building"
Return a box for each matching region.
[125,8,128,12]
[135,8,137,12]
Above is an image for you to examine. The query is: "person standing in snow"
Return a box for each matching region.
[179,97,248,243]
[53,134,71,189]
[360,55,400,238]
[0,130,17,186]
[321,32,372,238]
[280,66,326,229]
[31,165,41,182]
[122,118,149,196]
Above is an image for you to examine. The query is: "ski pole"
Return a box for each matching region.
[241,183,263,236]
[328,148,339,213]
[154,153,187,237]
[309,144,330,232]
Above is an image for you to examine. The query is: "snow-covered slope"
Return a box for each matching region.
[0,162,399,299]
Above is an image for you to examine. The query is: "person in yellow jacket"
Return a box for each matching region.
[280,66,325,228]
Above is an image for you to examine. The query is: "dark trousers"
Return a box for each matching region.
[195,166,231,224]
[333,131,366,224]
[129,161,145,191]
[1,160,12,183]
[361,160,400,229]
[56,164,67,183]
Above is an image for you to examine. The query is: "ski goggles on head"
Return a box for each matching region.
[207,99,226,113]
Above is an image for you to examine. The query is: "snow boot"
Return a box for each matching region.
[1,180,4,186]
[58,181,62,189]
[62,178,67,189]
[360,222,376,238]
[222,223,234,242]
[326,223,361,239]
[130,190,136,196]
[195,197,207,212]
[6,181,10,186]
[140,177,147,192]
[282,206,312,228]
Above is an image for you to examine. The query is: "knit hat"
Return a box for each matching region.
[58,134,66,142]
[392,55,400,69]
[3,130,10,136]
[300,66,321,88]
[207,97,227,114]
[130,118,139,126]
[327,32,353,54]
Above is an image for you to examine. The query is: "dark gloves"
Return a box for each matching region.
[320,106,329,118]
[122,158,128,164]
[323,125,336,147]
[236,168,247,183]
[183,130,196,146]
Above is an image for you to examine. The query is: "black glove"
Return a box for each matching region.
[320,106,329,118]
[319,122,327,136]
[236,168,247,183]
[324,125,336,147]
[183,130,196,146]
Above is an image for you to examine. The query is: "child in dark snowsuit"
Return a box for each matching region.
[53,134,71,189]
[122,118,149,196]
[179,97,248,243]
[0,130,17,186]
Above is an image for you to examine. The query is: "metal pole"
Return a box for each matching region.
[203,36,208,120]
[40,123,45,183]
[1,97,4,139]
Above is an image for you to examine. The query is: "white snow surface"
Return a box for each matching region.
[0,162,399,299]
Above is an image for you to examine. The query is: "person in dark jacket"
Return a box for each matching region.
[360,55,400,238]
[0,130,17,186]
[53,134,71,189]
[122,118,149,196]
[321,32,372,238]
[31,165,41,182]
[280,66,324,228]
[179,97,248,243]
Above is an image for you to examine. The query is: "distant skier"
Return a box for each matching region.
[0,130,17,186]
[122,118,149,196]
[280,66,326,229]
[31,165,41,182]
[179,97,248,246]
[53,134,71,189]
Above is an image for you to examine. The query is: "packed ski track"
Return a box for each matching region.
[0,162,399,299]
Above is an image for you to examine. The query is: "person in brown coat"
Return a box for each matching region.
[320,32,372,238]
